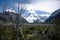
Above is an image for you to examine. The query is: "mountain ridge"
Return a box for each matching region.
[0,11,28,23]
[23,10,50,23]
[45,9,60,24]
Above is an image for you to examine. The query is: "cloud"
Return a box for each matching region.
[26,1,60,13]
[14,0,60,13]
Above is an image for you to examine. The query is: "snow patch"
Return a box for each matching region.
[6,8,15,13]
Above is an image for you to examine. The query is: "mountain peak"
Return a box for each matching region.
[23,10,50,23]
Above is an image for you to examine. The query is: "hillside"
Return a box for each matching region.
[45,9,60,24]
[0,11,28,23]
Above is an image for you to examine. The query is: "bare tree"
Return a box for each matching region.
[14,3,26,40]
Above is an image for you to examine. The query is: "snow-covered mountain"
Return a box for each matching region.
[4,8,51,23]
[22,10,51,23]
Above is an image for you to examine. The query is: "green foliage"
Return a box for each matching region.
[0,24,60,40]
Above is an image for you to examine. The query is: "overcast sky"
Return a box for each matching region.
[0,0,60,13]
[27,0,60,13]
